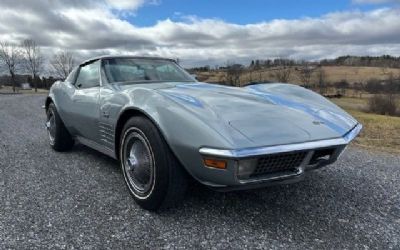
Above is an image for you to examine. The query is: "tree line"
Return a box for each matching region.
[320,55,400,68]
[189,56,400,75]
[0,39,76,92]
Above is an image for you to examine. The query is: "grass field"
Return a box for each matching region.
[332,97,400,153]
[320,66,400,83]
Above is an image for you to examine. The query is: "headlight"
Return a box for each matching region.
[237,159,258,179]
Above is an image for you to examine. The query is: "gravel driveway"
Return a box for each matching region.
[0,94,399,249]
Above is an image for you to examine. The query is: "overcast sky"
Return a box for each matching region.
[1,0,400,66]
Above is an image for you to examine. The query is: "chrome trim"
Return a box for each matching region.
[242,166,305,184]
[76,136,117,159]
[199,123,362,158]
[343,123,363,142]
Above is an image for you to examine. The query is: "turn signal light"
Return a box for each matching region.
[204,158,227,169]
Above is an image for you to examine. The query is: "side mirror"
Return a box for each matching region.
[191,74,198,80]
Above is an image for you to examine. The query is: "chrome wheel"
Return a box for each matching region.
[122,128,155,197]
[46,110,56,145]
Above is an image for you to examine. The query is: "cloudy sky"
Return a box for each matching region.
[0,0,400,66]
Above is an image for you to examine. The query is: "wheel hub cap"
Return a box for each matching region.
[124,131,154,195]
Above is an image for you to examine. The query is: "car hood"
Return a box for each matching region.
[157,82,358,147]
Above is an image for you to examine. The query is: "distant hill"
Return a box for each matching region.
[188,55,400,85]
[193,66,400,85]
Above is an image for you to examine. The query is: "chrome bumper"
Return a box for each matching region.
[200,123,362,158]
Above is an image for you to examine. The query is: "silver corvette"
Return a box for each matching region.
[44,55,362,210]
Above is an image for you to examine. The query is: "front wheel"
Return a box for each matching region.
[120,117,187,211]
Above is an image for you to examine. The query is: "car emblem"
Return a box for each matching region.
[313,120,324,125]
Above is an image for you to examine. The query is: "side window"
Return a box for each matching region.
[65,68,77,83]
[75,60,100,88]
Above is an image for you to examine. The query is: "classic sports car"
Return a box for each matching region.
[45,56,362,210]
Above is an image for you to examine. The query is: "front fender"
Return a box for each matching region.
[112,88,247,185]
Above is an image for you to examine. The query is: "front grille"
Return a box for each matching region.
[250,151,308,177]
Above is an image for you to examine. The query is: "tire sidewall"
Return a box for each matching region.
[120,117,170,209]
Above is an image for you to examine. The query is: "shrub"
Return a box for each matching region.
[365,78,384,94]
[334,79,349,96]
[367,94,398,116]
[335,79,350,89]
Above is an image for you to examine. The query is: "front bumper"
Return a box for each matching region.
[197,123,362,191]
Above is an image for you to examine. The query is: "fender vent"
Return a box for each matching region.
[99,122,115,149]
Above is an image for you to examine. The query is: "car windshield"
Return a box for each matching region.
[102,58,194,83]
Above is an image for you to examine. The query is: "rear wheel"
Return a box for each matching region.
[120,116,187,211]
[46,103,74,151]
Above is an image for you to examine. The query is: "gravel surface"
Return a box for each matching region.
[0,94,399,249]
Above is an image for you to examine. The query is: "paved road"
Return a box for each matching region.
[0,94,399,249]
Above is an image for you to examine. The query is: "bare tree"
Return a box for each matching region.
[298,64,316,87]
[353,82,364,98]
[21,39,43,92]
[367,94,398,116]
[273,66,292,83]
[0,41,22,92]
[317,68,327,95]
[248,69,253,83]
[50,50,75,79]
[335,79,349,96]
[271,58,292,83]
[226,62,244,86]
[384,72,400,94]
[365,78,383,94]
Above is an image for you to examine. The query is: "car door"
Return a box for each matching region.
[68,60,101,142]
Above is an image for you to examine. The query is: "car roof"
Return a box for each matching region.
[80,55,176,66]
